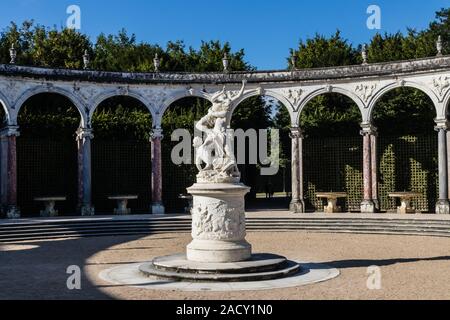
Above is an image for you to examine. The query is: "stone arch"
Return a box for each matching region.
[0,91,12,125]
[14,86,87,127]
[158,90,213,127]
[441,87,450,120]
[367,81,440,122]
[89,90,155,126]
[297,86,365,122]
[228,89,295,126]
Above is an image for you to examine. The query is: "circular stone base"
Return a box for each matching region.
[140,253,299,282]
[99,260,340,292]
[186,239,252,263]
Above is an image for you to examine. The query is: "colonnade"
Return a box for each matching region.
[289,121,450,214]
[0,124,165,217]
[1,119,449,217]
[1,54,450,217]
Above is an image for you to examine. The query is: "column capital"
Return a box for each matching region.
[0,125,20,138]
[435,119,450,131]
[76,127,94,140]
[360,123,377,136]
[151,127,164,140]
[289,127,304,139]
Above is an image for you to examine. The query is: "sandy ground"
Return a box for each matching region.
[1,231,450,300]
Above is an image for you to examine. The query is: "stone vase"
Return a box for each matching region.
[186,183,251,263]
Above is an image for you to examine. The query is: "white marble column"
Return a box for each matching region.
[289,127,305,213]
[151,127,165,214]
[447,129,450,200]
[436,121,450,214]
[76,128,95,216]
[360,125,376,213]
[0,126,20,219]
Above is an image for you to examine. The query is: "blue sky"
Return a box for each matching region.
[1,0,449,69]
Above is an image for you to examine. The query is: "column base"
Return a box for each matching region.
[290,200,305,213]
[6,205,20,219]
[152,203,165,215]
[80,205,95,216]
[360,200,376,213]
[373,199,380,212]
[436,200,450,214]
[114,208,131,215]
[187,239,252,263]
[40,210,58,218]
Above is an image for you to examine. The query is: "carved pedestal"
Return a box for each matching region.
[186,183,251,263]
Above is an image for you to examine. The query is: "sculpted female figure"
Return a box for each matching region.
[194,80,246,183]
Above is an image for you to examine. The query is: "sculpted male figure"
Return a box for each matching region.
[194,80,246,183]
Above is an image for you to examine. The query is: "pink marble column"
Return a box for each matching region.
[76,128,94,216]
[0,126,20,218]
[151,128,165,214]
[360,125,376,213]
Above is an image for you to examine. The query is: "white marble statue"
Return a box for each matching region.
[194,80,246,183]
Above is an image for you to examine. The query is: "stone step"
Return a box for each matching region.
[0,222,191,233]
[2,218,450,230]
[2,221,450,239]
[0,228,450,243]
[3,217,450,242]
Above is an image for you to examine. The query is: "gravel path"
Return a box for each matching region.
[1,231,450,300]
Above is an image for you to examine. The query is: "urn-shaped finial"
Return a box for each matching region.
[290,54,297,70]
[154,53,161,72]
[222,52,229,73]
[437,36,443,56]
[9,44,17,65]
[83,50,90,69]
[362,44,368,65]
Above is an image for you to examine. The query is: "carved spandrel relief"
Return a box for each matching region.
[73,84,102,103]
[191,200,246,241]
[2,80,20,107]
[284,88,303,106]
[142,89,167,111]
[432,76,450,97]
[355,83,377,103]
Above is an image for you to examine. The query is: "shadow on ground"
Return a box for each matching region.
[324,256,450,269]
[0,233,157,300]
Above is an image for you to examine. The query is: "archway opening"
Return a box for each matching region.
[230,95,289,210]
[0,102,6,125]
[372,87,437,212]
[17,93,81,216]
[300,93,362,212]
[162,97,211,213]
[91,96,152,214]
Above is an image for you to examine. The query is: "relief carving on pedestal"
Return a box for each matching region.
[192,200,246,240]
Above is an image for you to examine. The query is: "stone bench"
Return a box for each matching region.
[34,196,67,217]
[179,194,193,214]
[316,192,348,213]
[388,192,422,214]
[108,195,138,215]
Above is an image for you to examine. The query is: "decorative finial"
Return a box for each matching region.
[362,44,368,65]
[437,36,443,56]
[222,52,229,73]
[290,54,297,70]
[83,50,90,70]
[9,43,17,65]
[153,53,161,72]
